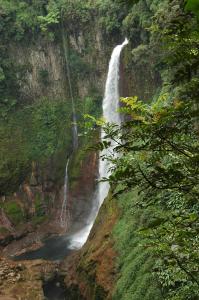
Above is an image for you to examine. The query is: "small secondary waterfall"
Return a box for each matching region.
[62,27,78,150]
[60,159,70,228]
[60,27,78,229]
[68,38,128,249]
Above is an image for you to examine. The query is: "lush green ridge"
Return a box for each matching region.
[96,1,199,299]
[113,190,162,300]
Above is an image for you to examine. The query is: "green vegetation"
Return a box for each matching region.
[107,94,199,299]
[38,69,50,86]
[32,215,48,226]
[185,0,199,17]
[0,0,145,42]
[96,1,199,299]
[68,49,94,79]
[35,194,45,217]
[113,190,162,300]
[28,98,72,160]
[0,98,72,196]
[69,95,101,186]
[0,227,10,234]
[0,201,24,225]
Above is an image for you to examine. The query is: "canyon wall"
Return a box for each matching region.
[0,15,160,251]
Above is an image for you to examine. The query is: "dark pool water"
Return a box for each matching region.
[13,235,73,261]
[13,238,75,299]
[43,275,67,300]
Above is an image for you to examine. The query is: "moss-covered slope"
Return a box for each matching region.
[62,191,162,300]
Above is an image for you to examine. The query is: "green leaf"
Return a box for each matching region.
[185,0,199,17]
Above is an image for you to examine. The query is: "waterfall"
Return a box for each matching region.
[61,25,78,150]
[68,38,128,249]
[60,159,70,228]
[98,37,128,206]
[60,26,78,229]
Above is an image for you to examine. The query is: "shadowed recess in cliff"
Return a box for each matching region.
[43,274,67,300]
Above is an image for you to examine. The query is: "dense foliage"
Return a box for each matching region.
[113,190,163,300]
[95,1,199,299]
[107,96,199,299]
[0,98,72,196]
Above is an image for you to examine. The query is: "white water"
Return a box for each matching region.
[98,37,128,205]
[68,38,128,250]
[60,159,70,228]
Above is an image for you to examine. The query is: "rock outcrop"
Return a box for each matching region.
[0,256,58,300]
[61,195,119,300]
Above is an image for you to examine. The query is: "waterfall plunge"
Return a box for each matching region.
[68,38,128,249]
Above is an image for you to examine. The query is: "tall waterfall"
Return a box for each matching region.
[98,37,128,206]
[68,38,128,249]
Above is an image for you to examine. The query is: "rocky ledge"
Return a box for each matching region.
[0,256,59,300]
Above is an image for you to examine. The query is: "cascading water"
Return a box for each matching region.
[60,28,78,229]
[68,38,129,249]
[60,159,70,228]
[98,37,128,206]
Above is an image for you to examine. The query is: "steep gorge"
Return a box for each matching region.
[0,8,159,254]
[1,1,197,300]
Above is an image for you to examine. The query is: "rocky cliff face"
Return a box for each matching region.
[10,40,67,102]
[10,25,110,103]
[0,24,108,250]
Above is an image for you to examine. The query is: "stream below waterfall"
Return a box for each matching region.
[14,235,73,261]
